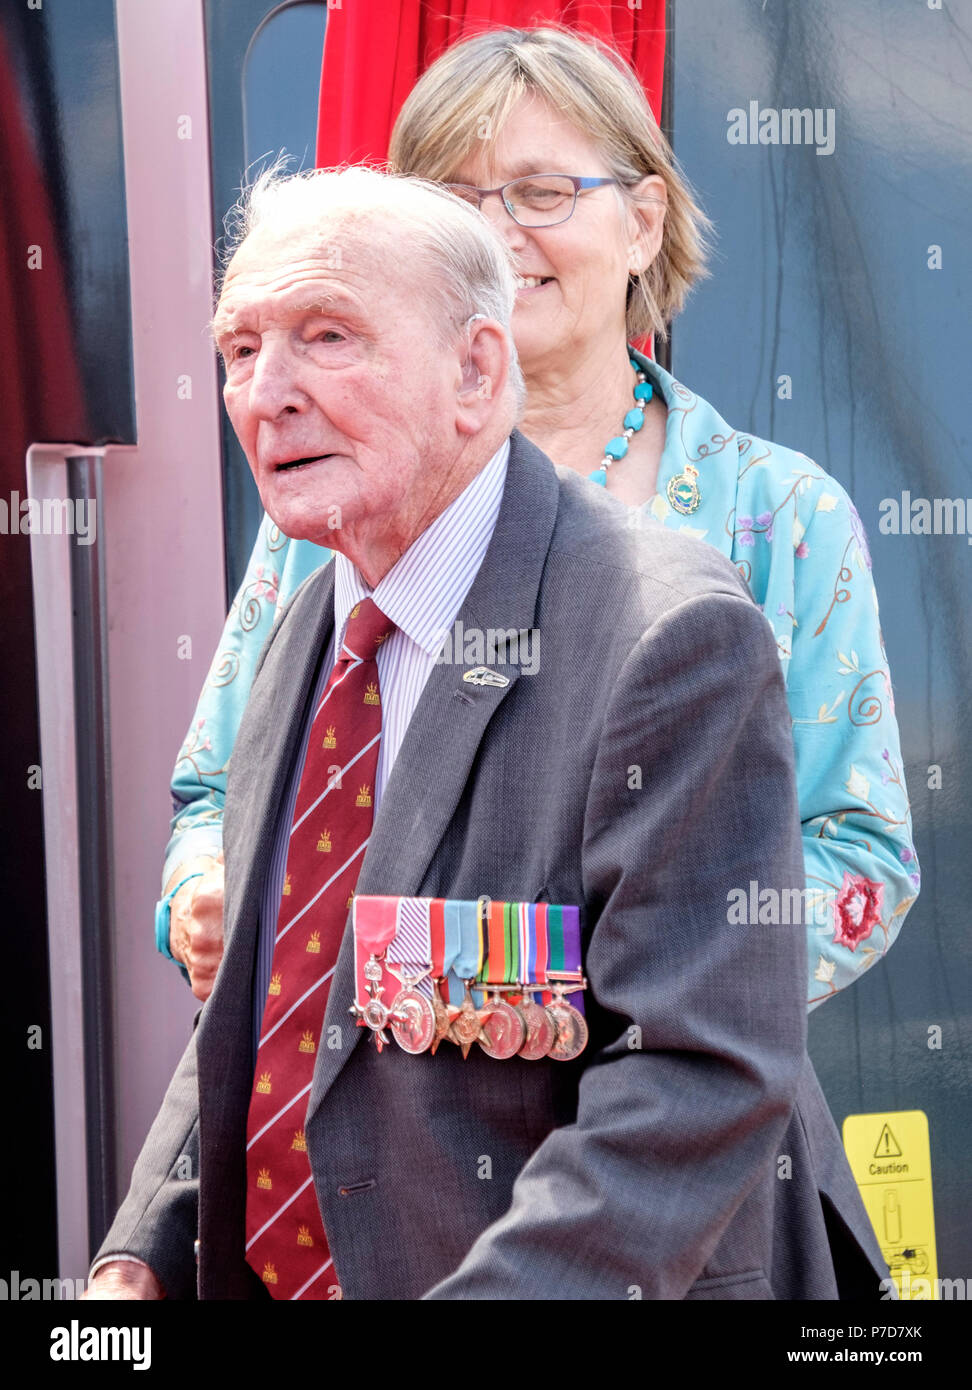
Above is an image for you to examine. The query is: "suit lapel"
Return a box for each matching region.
[306,430,561,1121]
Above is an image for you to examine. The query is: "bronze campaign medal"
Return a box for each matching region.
[449,981,488,1059]
[516,998,558,1060]
[546,1000,588,1062]
[475,900,525,1059]
[389,987,436,1055]
[545,971,589,1062]
[478,994,526,1060]
[429,978,457,1055]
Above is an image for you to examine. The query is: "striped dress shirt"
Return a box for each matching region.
[252,438,511,1043]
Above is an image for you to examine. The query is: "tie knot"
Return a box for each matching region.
[341,597,395,662]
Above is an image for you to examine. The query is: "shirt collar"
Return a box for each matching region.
[333,437,511,657]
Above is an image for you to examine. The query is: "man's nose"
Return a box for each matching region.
[246,339,306,419]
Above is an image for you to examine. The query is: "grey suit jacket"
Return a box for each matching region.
[100,429,889,1300]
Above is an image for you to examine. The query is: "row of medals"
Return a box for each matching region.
[352,957,589,1062]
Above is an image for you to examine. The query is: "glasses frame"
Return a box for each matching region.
[443,174,621,227]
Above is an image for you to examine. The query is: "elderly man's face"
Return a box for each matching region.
[213,215,463,549]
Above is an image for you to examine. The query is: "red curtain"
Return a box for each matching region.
[315,1,666,168]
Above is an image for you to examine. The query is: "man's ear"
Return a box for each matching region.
[455,316,510,435]
[625,174,668,275]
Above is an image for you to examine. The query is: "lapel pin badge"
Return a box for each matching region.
[462,666,509,688]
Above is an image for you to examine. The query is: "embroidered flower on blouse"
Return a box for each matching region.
[738,513,774,547]
[899,846,921,891]
[795,541,809,558]
[832,871,884,951]
[252,568,281,603]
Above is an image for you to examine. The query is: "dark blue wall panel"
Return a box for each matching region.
[204,0,327,597]
[672,0,971,1277]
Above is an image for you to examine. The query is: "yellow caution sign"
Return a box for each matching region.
[842,1109,937,1300]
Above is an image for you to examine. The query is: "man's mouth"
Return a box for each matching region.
[274,455,332,472]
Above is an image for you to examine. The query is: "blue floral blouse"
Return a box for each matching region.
[165,352,919,1009]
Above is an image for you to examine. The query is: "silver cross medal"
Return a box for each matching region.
[349,954,397,1053]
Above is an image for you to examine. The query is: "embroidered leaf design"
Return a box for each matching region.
[845,765,871,801]
[649,493,669,523]
[793,517,806,546]
[816,493,839,513]
[814,695,841,724]
[814,955,837,983]
[891,895,916,919]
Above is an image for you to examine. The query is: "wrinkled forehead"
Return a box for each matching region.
[210,199,466,353]
[217,206,396,309]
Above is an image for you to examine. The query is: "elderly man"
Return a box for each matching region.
[88,167,886,1300]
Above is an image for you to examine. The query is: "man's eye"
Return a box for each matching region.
[230,344,254,361]
[318,330,344,343]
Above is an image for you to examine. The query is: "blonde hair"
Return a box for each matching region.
[389,25,713,343]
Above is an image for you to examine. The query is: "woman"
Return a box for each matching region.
[160,25,918,1008]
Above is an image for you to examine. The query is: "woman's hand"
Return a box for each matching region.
[167,856,225,1001]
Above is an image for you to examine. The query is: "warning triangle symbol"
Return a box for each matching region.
[874,1123,902,1158]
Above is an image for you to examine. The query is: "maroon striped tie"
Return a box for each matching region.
[244,598,395,1300]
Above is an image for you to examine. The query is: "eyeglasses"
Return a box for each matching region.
[443,174,621,227]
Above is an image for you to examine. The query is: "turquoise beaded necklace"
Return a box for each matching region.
[589,354,702,516]
[588,355,654,486]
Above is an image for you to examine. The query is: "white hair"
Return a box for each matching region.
[218,160,525,411]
